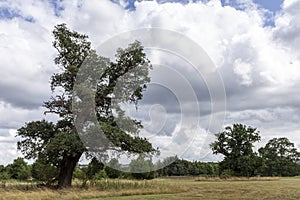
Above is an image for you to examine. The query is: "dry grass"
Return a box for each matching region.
[1,177,300,200]
[0,179,181,200]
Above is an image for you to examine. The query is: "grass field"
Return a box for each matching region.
[1,177,300,200]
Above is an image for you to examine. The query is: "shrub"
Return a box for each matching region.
[220,169,235,179]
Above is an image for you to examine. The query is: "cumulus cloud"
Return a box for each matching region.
[1,0,300,164]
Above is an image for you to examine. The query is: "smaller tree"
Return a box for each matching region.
[210,124,261,176]
[31,158,59,185]
[259,137,300,176]
[6,158,31,181]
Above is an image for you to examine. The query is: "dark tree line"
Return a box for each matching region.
[0,156,219,185]
[155,156,219,177]
[71,156,219,183]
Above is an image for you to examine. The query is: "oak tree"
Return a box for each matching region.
[17,24,156,188]
[210,124,261,176]
[259,137,300,176]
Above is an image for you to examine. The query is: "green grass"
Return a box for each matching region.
[1,177,300,200]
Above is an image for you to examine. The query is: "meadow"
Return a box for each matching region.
[1,177,300,200]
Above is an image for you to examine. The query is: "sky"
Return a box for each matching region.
[1,0,300,165]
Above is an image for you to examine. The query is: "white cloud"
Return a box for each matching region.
[233,59,253,86]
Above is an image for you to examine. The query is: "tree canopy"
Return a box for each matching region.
[17,24,156,188]
[210,124,261,176]
[259,137,300,176]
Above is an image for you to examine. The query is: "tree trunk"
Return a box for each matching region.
[58,154,81,188]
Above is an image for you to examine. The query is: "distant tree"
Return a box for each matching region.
[129,154,156,179]
[259,137,300,176]
[86,157,104,180]
[6,158,31,180]
[17,24,157,188]
[105,158,122,179]
[160,156,180,176]
[155,156,219,177]
[210,124,261,176]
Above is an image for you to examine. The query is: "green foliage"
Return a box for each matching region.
[73,158,106,187]
[220,169,235,179]
[6,158,31,181]
[16,24,156,187]
[0,165,5,172]
[94,169,108,180]
[74,164,107,187]
[259,137,300,176]
[129,155,156,179]
[105,158,122,179]
[0,171,10,181]
[156,156,219,177]
[86,158,104,180]
[210,124,261,176]
[31,158,59,184]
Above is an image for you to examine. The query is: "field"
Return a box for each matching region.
[1,177,300,200]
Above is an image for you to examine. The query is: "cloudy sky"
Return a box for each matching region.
[1,0,300,165]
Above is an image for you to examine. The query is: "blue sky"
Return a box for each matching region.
[0,0,285,26]
[111,0,284,12]
[0,0,285,14]
[110,0,285,26]
[253,0,284,12]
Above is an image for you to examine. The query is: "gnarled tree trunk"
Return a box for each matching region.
[58,154,81,188]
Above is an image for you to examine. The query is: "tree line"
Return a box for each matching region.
[1,127,300,185]
[0,156,218,185]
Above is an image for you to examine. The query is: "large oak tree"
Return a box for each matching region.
[17,24,156,188]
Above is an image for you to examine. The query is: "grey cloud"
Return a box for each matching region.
[0,129,10,137]
[0,82,50,109]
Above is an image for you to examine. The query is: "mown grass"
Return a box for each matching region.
[1,177,300,200]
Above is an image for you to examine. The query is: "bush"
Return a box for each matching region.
[220,169,235,179]
[0,171,10,188]
[105,158,122,179]
[31,159,58,184]
[6,158,31,181]
[94,169,108,180]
